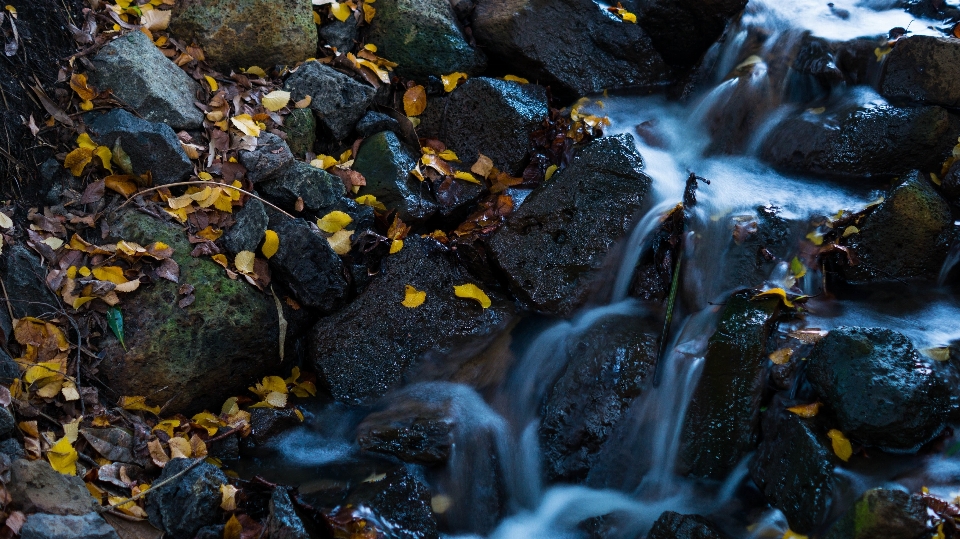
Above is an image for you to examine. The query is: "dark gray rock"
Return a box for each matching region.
[751,403,836,534]
[221,198,268,254]
[486,135,651,316]
[268,218,348,312]
[680,291,780,478]
[880,35,960,108]
[145,458,227,538]
[257,161,346,216]
[20,513,120,539]
[0,439,24,460]
[0,407,13,439]
[366,0,485,79]
[760,89,959,180]
[193,525,225,539]
[824,489,930,539]
[249,407,303,446]
[541,314,658,483]
[417,96,446,139]
[357,390,456,464]
[356,111,401,138]
[283,62,375,140]
[1,244,58,319]
[839,171,953,283]
[239,132,295,183]
[352,131,438,222]
[267,488,310,539]
[631,0,747,66]
[807,327,951,452]
[941,159,960,203]
[284,108,316,157]
[8,459,99,516]
[310,236,514,404]
[647,511,731,539]
[88,30,203,130]
[0,348,18,385]
[441,77,548,176]
[472,0,672,97]
[84,109,194,186]
[337,467,439,539]
[207,427,240,461]
[318,17,358,53]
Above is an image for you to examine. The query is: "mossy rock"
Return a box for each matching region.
[284,108,316,158]
[99,210,279,414]
[824,489,929,539]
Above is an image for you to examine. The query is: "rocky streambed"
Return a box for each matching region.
[3,0,960,538]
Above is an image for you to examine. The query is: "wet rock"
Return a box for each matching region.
[249,408,303,446]
[331,467,439,539]
[352,131,438,222]
[0,407,13,439]
[433,174,485,222]
[84,109,193,186]
[145,458,228,538]
[751,403,837,534]
[284,108,316,157]
[880,35,960,108]
[487,135,651,316]
[239,133,295,183]
[310,235,513,404]
[100,210,279,414]
[647,511,731,539]
[824,488,930,539]
[283,62,375,140]
[366,0,485,79]
[88,30,203,130]
[631,0,748,67]
[0,439,25,461]
[0,349,16,386]
[0,244,59,319]
[941,159,960,203]
[20,513,120,539]
[839,171,953,283]
[169,0,316,71]
[318,17,358,53]
[417,97,447,139]
[221,198,268,254]
[257,161,346,218]
[760,89,959,180]
[680,291,780,479]
[356,111,401,138]
[441,77,548,176]
[268,488,310,539]
[8,459,99,515]
[541,314,658,483]
[268,217,348,312]
[207,427,240,461]
[193,525,225,539]
[472,0,671,97]
[807,326,951,451]
[357,390,455,464]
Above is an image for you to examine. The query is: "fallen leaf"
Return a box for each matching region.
[220,484,238,511]
[441,72,468,92]
[545,164,558,181]
[140,8,170,30]
[471,154,494,178]
[454,171,480,184]
[262,90,291,112]
[152,419,180,438]
[235,251,255,275]
[120,396,160,415]
[786,402,821,418]
[454,283,491,308]
[503,74,529,84]
[768,348,793,365]
[0,212,11,229]
[204,75,218,92]
[402,285,426,308]
[782,530,808,539]
[317,210,353,233]
[355,194,386,211]
[923,347,952,362]
[167,436,191,459]
[330,1,352,21]
[753,288,795,308]
[390,239,403,254]
[224,515,242,539]
[827,429,852,462]
[230,114,261,137]
[147,438,169,467]
[82,427,135,463]
[47,436,78,475]
[107,306,126,350]
[70,73,97,101]
[327,229,353,255]
[403,85,427,116]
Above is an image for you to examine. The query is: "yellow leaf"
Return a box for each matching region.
[265,391,287,408]
[140,7,171,30]
[120,396,161,415]
[153,419,180,438]
[922,347,952,362]
[70,73,97,101]
[72,296,96,309]
[230,114,261,137]
[403,85,427,117]
[224,515,242,539]
[402,285,426,308]
[43,237,64,250]
[355,194,387,211]
[362,2,375,22]
[80,99,93,110]
[204,75,218,92]
[221,397,239,416]
[244,66,267,78]
[317,210,353,233]
[77,133,97,150]
[545,164,558,181]
[503,74,529,84]
[47,436,78,475]
[782,530,808,539]
[786,402,821,418]
[310,155,338,170]
[874,46,892,61]
[330,1,352,21]
[327,229,353,255]
[441,72,467,93]
[842,226,860,238]
[250,376,288,398]
[438,149,460,162]
[92,266,128,285]
[769,348,793,365]
[806,230,824,246]
[292,381,317,398]
[167,436,191,459]
[168,193,195,209]
[64,147,94,176]
[454,171,480,184]
[212,253,229,268]
[197,226,223,241]
[220,484,238,511]
[621,11,637,23]
[0,212,11,230]
[262,229,279,259]
[24,361,65,384]
[827,429,852,462]
[453,283,491,308]
[105,175,138,197]
[753,288,794,308]
[235,251,256,275]
[262,90,291,112]
[390,239,403,254]
[191,411,222,436]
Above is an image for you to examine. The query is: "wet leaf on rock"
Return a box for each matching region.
[786,402,821,418]
[402,285,426,308]
[403,85,427,117]
[317,211,353,233]
[453,283,491,308]
[768,348,793,365]
[827,429,852,461]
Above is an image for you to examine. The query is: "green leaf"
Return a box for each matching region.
[790,257,807,279]
[107,307,126,350]
[111,138,133,175]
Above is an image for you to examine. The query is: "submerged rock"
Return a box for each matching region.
[647,511,731,539]
[680,290,780,479]
[8,459,99,516]
[268,218,348,312]
[310,236,513,404]
[170,0,316,71]
[881,35,960,108]
[100,210,279,414]
[807,327,951,452]
[487,135,651,316]
[145,458,227,538]
[823,488,930,539]
[89,30,203,130]
[441,77,549,176]
[366,0,485,79]
[20,513,120,539]
[84,109,194,186]
[283,62,375,140]
[352,131,438,222]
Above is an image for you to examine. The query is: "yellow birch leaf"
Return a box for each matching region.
[265,391,287,408]
[403,85,427,117]
[402,285,426,308]
[503,75,529,84]
[167,436,191,459]
[120,396,161,415]
[47,436,78,475]
[0,212,11,229]
[70,73,97,101]
[786,402,821,418]
[72,296,96,309]
[148,438,170,467]
[77,133,97,150]
[153,419,181,438]
[292,381,317,398]
[212,253,229,268]
[317,211,353,233]
[235,251,255,275]
[224,515,242,539]
[454,283,491,308]
[454,171,480,184]
[222,397,239,416]
[250,376,287,397]
[842,226,860,237]
[922,347,951,362]
[262,230,279,258]
[327,229,353,255]
[753,288,794,308]
[213,191,234,213]
[441,72,467,92]
[62,417,81,442]
[390,239,403,254]
[827,429,853,461]
[355,194,386,211]
[61,380,80,401]
[245,66,267,78]
[769,348,793,365]
[362,2,375,22]
[545,164,558,181]
[204,75,218,92]
[43,237,64,250]
[438,149,460,162]
[64,147,94,176]
[92,266,128,284]
[806,230,824,246]
[330,1,352,21]
[197,226,223,241]
[230,114,261,137]
[190,434,207,458]
[621,11,637,23]
[220,484,238,511]
[310,155,338,170]
[167,193,195,209]
[191,411,222,436]
[262,90,291,112]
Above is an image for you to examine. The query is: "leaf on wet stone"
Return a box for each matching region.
[262,90,291,112]
[441,72,468,92]
[262,229,280,259]
[402,285,426,308]
[454,171,480,184]
[545,164,558,181]
[471,154,494,178]
[503,75,529,84]
[786,402,821,418]
[235,251,256,275]
[923,347,952,361]
[390,239,403,254]
[317,211,353,233]
[454,283,491,308]
[752,288,795,308]
[120,396,160,415]
[790,257,807,279]
[827,429,852,461]
[250,375,287,398]
[769,348,793,365]
[47,436,79,475]
[328,229,353,255]
[355,194,386,211]
[403,85,427,117]
[842,226,860,237]
[220,484,238,511]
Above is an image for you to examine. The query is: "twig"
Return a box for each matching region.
[117,181,295,220]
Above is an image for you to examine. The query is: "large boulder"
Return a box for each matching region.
[100,210,279,414]
[760,89,959,180]
[486,135,651,316]
[880,35,960,108]
[145,458,228,538]
[352,131,438,222]
[20,513,120,539]
[7,459,99,516]
[283,62,375,140]
[169,0,316,72]
[0,244,59,319]
[838,171,953,283]
[84,109,194,186]
[540,314,658,483]
[268,217,348,312]
[471,0,672,97]
[310,236,514,404]
[679,290,781,479]
[630,0,747,66]
[807,327,951,452]
[366,0,485,79]
[823,489,930,539]
[440,77,549,176]
[324,468,439,539]
[88,30,204,130]
[646,511,731,539]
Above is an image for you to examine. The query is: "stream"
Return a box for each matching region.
[235,1,960,537]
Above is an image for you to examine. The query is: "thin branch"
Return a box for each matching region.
[117,181,295,220]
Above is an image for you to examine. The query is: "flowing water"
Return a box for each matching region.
[246,1,960,537]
